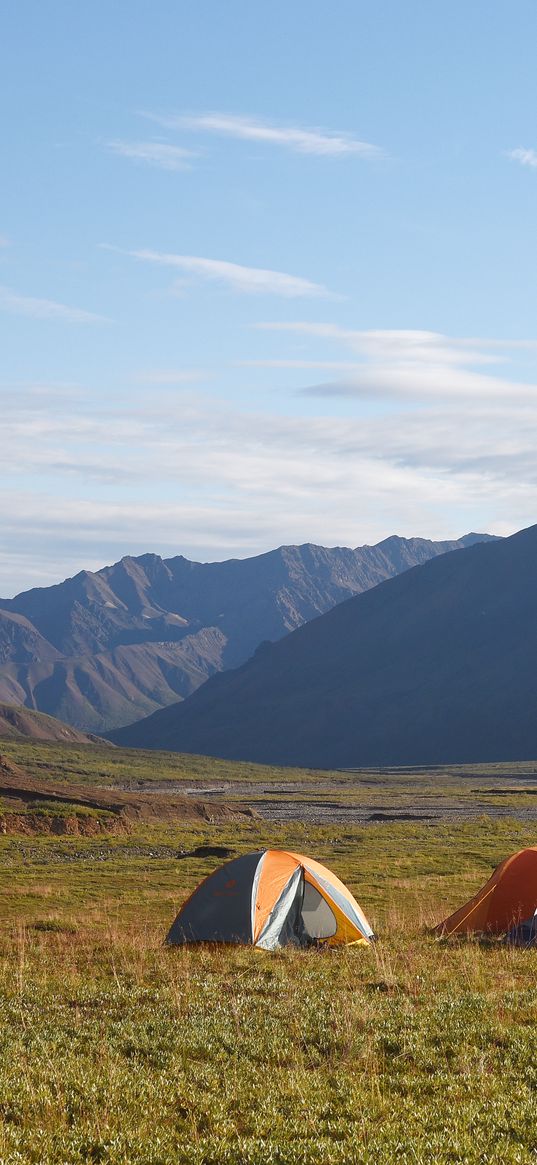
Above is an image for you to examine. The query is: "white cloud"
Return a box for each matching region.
[254,324,537,401]
[257,322,537,357]
[144,110,383,158]
[106,245,334,298]
[0,286,108,324]
[508,147,537,169]
[3,327,537,593]
[106,140,196,171]
[256,322,492,355]
[2,386,534,488]
[0,388,529,596]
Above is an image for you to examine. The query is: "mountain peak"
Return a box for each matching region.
[0,530,496,737]
[458,532,501,547]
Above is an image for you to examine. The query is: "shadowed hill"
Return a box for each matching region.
[110,525,536,768]
[0,534,495,733]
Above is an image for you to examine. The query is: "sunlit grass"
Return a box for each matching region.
[1,900,537,1163]
[2,740,537,1161]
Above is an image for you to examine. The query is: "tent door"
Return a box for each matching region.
[256,867,304,949]
[256,870,339,949]
[300,880,337,940]
[280,876,338,946]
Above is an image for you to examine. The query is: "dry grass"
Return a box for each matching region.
[1,742,537,1161]
[1,905,537,1164]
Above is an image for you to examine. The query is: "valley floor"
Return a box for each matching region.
[1,742,537,1163]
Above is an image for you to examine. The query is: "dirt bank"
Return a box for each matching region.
[0,753,257,834]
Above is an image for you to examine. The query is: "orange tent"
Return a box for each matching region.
[435,847,537,936]
[166,849,374,949]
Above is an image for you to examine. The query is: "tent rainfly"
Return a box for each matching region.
[166,849,374,949]
[435,847,537,937]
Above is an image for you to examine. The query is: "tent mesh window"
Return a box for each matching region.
[300,881,337,939]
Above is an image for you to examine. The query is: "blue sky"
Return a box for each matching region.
[2,1,537,594]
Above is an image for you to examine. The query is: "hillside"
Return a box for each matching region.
[111,524,537,768]
[0,702,107,745]
[0,749,255,836]
[0,534,492,733]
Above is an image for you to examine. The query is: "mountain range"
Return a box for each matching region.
[0,534,492,733]
[111,525,536,768]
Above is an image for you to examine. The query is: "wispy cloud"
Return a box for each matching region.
[0,376,531,594]
[106,140,196,171]
[508,147,537,169]
[3,333,537,594]
[144,111,383,158]
[0,286,108,324]
[254,324,537,401]
[257,322,537,354]
[104,245,334,298]
[0,235,10,248]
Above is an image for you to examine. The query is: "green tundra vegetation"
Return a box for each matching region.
[1,740,537,1163]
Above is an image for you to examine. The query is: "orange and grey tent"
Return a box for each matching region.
[435,847,537,937]
[166,849,374,949]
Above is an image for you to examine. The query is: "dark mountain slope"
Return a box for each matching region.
[111,525,535,768]
[0,533,495,732]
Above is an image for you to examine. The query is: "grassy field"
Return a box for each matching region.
[4,737,537,823]
[2,742,537,1163]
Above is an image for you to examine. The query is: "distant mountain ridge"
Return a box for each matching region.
[0,533,496,733]
[111,525,535,768]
